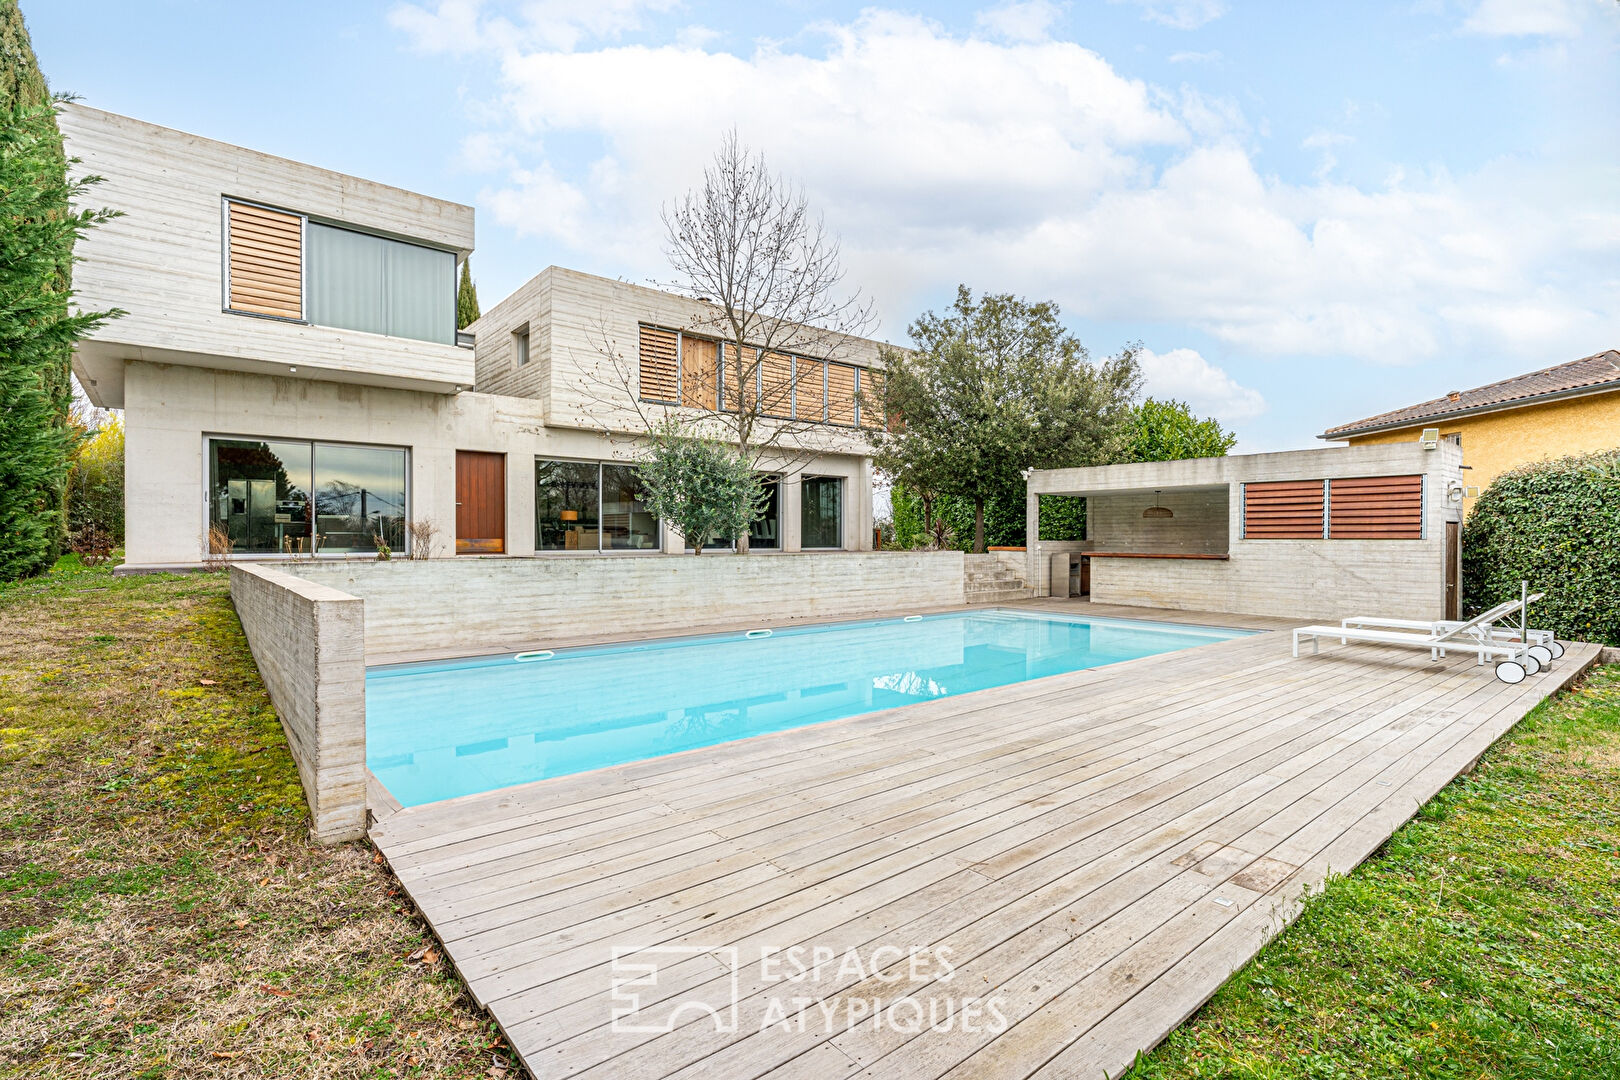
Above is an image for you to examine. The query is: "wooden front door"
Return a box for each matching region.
[455,451,506,555]
[1444,520,1460,620]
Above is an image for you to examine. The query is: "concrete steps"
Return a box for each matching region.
[964,553,1033,604]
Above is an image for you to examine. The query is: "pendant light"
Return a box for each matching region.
[1143,490,1173,519]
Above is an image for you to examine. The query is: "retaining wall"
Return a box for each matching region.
[229,564,367,843]
[285,551,967,661]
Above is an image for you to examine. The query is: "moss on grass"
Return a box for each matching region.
[0,559,519,1078]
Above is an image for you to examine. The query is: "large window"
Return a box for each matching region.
[801,476,844,549]
[537,460,660,552]
[303,222,455,345]
[208,437,406,555]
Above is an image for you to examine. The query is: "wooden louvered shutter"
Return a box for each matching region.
[226,200,302,319]
[680,336,717,409]
[826,363,857,426]
[760,352,794,419]
[858,369,886,429]
[638,325,679,403]
[1243,480,1325,539]
[722,345,757,413]
[795,358,826,421]
[1328,475,1423,539]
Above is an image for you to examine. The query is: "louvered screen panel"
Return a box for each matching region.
[795,358,826,421]
[1243,480,1325,539]
[858,369,886,429]
[680,335,717,409]
[827,363,857,426]
[227,201,302,319]
[760,352,794,418]
[721,345,757,412]
[1328,474,1423,539]
[638,325,679,402]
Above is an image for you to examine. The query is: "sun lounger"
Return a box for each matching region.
[1293,587,1556,684]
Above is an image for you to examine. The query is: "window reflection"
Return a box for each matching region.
[207,438,406,555]
[313,444,407,553]
[602,464,659,550]
[536,460,602,551]
[802,476,843,549]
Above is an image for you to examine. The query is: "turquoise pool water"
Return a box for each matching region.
[366,609,1252,807]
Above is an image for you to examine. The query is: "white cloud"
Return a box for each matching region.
[1111,0,1226,31]
[1168,49,1221,63]
[1463,0,1583,38]
[975,0,1064,43]
[1136,347,1266,422]
[430,5,1620,379]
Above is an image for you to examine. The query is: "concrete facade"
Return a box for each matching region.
[1027,443,1465,621]
[121,361,873,567]
[64,105,880,570]
[284,551,966,662]
[229,564,367,843]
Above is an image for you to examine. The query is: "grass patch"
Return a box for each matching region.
[0,559,519,1078]
[1127,665,1620,1080]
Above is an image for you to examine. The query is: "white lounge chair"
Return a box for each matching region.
[1293,588,1557,684]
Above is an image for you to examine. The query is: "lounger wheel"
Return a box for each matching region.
[1527,644,1553,668]
[1495,660,1527,684]
[1548,639,1565,660]
[1521,653,1542,676]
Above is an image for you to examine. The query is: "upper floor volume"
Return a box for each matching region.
[61,104,477,409]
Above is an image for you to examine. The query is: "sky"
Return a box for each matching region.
[27,0,1620,451]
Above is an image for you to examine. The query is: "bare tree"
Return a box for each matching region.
[567,131,880,550]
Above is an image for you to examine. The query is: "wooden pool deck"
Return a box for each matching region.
[369,603,1599,1080]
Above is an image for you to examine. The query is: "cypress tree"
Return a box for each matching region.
[456,258,480,329]
[0,0,121,579]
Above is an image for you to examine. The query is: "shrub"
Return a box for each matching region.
[636,419,763,552]
[66,414,124,543]
[1462,449,1620,646]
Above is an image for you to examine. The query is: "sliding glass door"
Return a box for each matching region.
[536,459,660,552]
[208,437,406,555]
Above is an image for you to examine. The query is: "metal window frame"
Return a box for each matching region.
[800,474,846,550]
[202,432,412,558]
[532,455,664,555]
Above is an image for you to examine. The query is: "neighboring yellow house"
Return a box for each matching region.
[1321,349,1620,516]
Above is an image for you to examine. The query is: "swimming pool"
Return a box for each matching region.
[365,609,1252,807]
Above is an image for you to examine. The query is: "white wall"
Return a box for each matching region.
[284,552,967,661]
[123,360,874,567]
[60,104,476,407]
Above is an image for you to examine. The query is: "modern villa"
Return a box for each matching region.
[60,104,884,571]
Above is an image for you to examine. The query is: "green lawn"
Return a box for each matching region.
[2,557,1616,1078]
[1127,664,1620,1080]
[0,558,519,1078]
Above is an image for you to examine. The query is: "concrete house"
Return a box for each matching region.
[62,105,884,571]
[1321,349,1620,515]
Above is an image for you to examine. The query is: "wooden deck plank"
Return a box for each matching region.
[369,608,1599,1080]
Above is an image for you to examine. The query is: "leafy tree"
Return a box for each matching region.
[66,413,124,544]
[456,258,480,329]
[636,419,765,554]
[1126,397,1236,462]
[870,286,1139,552]
[0,83,122,579]
[1462,449,1620,646]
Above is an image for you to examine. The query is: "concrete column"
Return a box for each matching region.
[1026,483,1041,594]
[781,473,803,552]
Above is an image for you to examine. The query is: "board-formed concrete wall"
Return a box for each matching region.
[229,564,367,843]
[284,551,966,661]
[1028,443,1465,622]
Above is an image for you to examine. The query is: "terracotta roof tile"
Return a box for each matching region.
[1321,350,1620,439]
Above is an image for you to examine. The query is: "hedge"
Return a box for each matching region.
[1461,449,1620,647]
